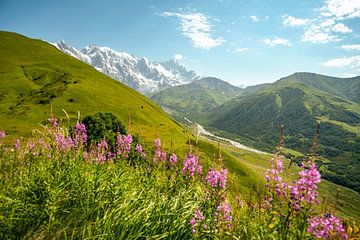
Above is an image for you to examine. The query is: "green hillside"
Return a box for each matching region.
[0,30,191,149]
[209,73,360,193]
[151,77,241,122]
[1,31,360,227]
[0,30,262,199]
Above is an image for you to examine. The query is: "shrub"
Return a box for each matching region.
[82,112,126,147]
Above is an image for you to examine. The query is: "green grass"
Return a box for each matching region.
[1,31,360,238]
[219,143,360,223]
[319,116,360,136]
[0,30,190,151]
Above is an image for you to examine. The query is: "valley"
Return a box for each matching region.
[1,30,360,238]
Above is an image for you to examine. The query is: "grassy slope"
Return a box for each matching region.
[209,75,360,193]
[0,31,191,151]
[219,142,360,223]
[1,31,359,224]
[0,30,260,201]
[151,77,241,123]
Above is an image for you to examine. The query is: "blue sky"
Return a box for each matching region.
[1,0,359,86]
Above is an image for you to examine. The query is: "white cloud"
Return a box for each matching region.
[321,0,360,20]
[332,23,352,33]
[161,12,224,49]
[234,47,249,53]
[285,0,359,45]
[262,37,292,46]
[320,18,335,27]
[282,15,309,27]
[339,44,360,51]
[174,53,183,60]
[301,25,341,43]
[322,55,360,68]
[250,15,259,22]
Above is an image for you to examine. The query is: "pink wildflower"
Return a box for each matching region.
[289,163,321,209]
[28,141,35,151]
[169,153,177,165]
[307,214,347,240]
[14,139,21,151]
[153,138,166,163]
[48,117,58,127]
[206,168,228,189]
[190,209,205,234]
[117,134,133,158]
[214,202,232,229]
[74,122,87,146]
[0,130,5,139]
[182,154,202,177]
[55,134,73,151]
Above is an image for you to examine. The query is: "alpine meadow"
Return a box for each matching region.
[1,0,360,239]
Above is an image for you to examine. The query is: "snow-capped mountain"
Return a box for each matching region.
[51,41,199,94]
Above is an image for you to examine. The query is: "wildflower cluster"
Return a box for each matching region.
[181,154,202,178]
[214,201,232,231]
[206,168,227,189]
[264,156,287,204]
[135,143,146,158]
[263,154,347,239]
[153,138,166,163]
[308,214,348,239]
[190,210,206,234]
[0,115,353,239]
[73,122,87,146]
[289,163,321,210]
[191,167,232,237]
[116,134,133,159]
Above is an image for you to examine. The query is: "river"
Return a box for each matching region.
[195,123,269,155]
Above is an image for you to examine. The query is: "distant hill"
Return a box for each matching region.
[151,77,242,121]
[209,72,360,193]
[0,30,190,147]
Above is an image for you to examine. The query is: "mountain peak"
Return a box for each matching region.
[52,41,200,94]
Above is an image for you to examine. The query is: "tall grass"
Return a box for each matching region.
[0,119,357,239]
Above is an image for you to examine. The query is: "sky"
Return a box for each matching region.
[1,0,360,86]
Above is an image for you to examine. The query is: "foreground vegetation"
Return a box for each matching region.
[1,116,359,239]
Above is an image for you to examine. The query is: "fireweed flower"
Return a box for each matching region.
[169,153,177,165]
[307,214,348,239]
[214,202,232,230]
[28,141,35,151]
[190,209,205,234]
[116,134,124,155]
[136,143,142,153]
[83,151,89,161]
[55,134,73,151]
[116,134,133,158]
[289,163,321,210]
[14,139,21,151]
[182,154,202,177]
[206,168,228,189]
[0,130,5,139]
[97,139,108,163]
[135,143,146,158]
[264,156,288,204]
[74,122,87,146]
[153,138,166,163]
[48,117,58,127]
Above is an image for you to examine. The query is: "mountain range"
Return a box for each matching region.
[51,40,200,94]
[153,72,360,193]
[151,77,241,121]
